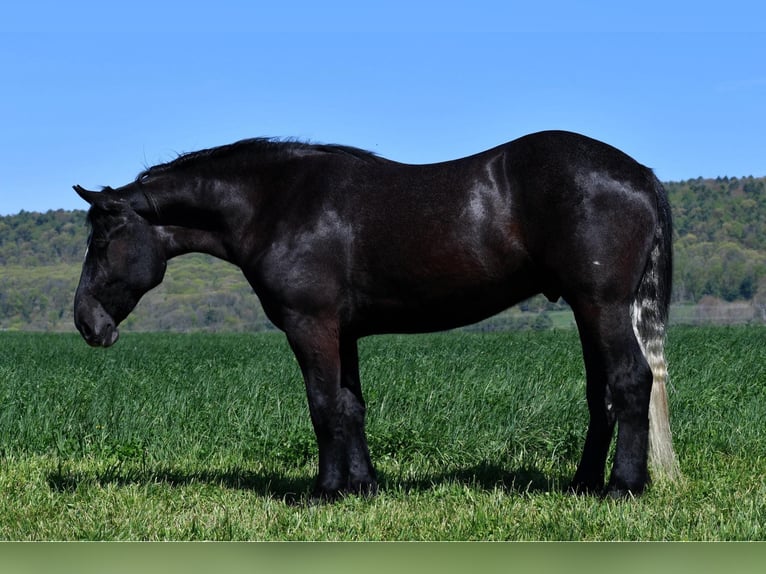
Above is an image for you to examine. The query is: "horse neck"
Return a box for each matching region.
[139,176,252,264]
[156,225,231,262]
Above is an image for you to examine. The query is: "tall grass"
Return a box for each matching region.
[0,327,764,540]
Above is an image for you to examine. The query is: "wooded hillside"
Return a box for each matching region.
[667,176,766,302]
[2,175,765,331]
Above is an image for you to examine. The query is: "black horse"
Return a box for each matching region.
[73,130,679,499]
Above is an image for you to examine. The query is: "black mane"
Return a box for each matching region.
[136,138,381,182]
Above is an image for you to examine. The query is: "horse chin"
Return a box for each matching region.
[82,324,120,348]
[101,325,120,348]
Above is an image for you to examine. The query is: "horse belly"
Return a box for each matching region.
[352,251,540,334]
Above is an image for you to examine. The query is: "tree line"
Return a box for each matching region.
[1,175,765,331]
[666,176,766,303]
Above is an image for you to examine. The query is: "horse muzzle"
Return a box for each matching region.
[74,295,120,348]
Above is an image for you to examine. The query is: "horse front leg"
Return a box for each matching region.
[338,336,377,495]
[285,316,376,500]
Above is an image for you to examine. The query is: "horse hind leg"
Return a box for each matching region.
[571,302,652,497]
[569,337,616,494]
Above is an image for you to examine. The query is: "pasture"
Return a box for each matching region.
[0,326,764,540]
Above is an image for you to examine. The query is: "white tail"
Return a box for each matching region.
[632,297,680,479]
[631,181,680,481]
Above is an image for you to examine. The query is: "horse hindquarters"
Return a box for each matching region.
[568,177,677,496]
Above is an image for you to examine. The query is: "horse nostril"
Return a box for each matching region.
[80,320,94,340]
[75,312,90,337]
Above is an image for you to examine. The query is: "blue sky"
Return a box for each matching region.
[1,1,765,215]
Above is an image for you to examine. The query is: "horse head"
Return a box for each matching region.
[73,185,167,347]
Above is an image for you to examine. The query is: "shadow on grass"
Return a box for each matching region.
[46,463,314,505]
[45,459,573,505]
[386,461,572,496]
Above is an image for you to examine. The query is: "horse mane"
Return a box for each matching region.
[136,138,382,182]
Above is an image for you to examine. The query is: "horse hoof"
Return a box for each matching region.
[569,482,602,496]
[605,479,645,500]
[311,479,379,502]
[350,479,378,497]
[569,474,604,495]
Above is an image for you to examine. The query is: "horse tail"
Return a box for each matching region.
[631,174,680,481]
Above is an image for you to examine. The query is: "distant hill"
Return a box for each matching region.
[665,176,766,302]
[2,175,765,331]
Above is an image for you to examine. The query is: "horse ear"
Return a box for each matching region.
[73,185,101,205]
[73,185,126,213]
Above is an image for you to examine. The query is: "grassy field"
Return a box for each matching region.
[0,326,764,540]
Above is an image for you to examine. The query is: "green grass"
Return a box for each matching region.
[0,327,764,540]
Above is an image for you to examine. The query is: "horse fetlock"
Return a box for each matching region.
[606,458,649,498]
